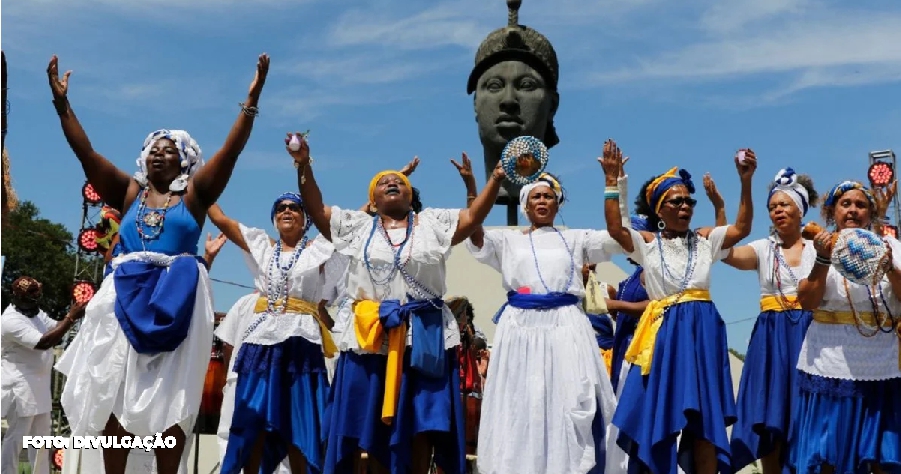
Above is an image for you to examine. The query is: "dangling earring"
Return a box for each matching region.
[657,220,666,230]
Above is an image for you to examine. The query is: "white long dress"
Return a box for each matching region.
[466,227,619,474]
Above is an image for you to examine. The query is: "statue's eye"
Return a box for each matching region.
[518,78,538,90]
[485,78,504,92]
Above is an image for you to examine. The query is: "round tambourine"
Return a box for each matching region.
[500,136,549,186]
[803,222,890,285]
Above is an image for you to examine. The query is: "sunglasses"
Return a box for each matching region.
[664,197,697,208]
[276,203,301,214]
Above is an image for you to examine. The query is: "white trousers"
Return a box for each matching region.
[2,411,51,474]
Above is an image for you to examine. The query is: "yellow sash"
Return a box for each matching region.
[353,300,407,425]
[253,297,338,358]
[600,348,613,377]
[625,289,712,375]
[812,309,901,369]
[760,295,800,312]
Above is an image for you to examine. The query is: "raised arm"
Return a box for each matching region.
[797,230,832,309]
[291,134,332,241]
[600,140,634,253]
[451,153,486,247]
[207,203,252,253]
[722,245,759,270]
[188,54,269,211]
[34,302,86,350]
[703,173,728,226]
[47,56,132,212]
[452,162,504,246]
[717,149,757,249]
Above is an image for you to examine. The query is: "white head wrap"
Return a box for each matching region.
[133,129,204,192]
[519,173,566,216]
[769,167,810,217]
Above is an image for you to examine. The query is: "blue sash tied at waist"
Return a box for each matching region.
[492,291,580,323]
[379,297,446,378]
[113,255,202,355]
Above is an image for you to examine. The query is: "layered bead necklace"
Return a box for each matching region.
[770,236,804,317]
[134,187,173,249]
[364,212,442,307]
[242,235,308,340]
[527,226,575,294]
[656,230,697,305]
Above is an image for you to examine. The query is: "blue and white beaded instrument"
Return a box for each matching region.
[501,136,549,186]
[832,227,889,285]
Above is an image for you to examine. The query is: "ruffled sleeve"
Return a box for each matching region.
[582,230,622,264]
[706,226,731,262]
[329,206,374,257]
[239,224,273,272]
[417,208,461,257]
[465,229,505,272]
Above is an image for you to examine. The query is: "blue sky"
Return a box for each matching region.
[3,0,901,352]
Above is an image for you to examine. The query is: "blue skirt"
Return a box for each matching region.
[790,373,901,474]
[323,349,465,474]
[221,336,330,474]
[730,308,812,472]
[610,313,638,393]
[612,300,737,474]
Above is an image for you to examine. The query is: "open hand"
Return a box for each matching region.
[703,173,725,207]
[490,161,507,182]
[47,55,71,99]
[67,301,88,321]
[400,156,420,176]
[205,232,227,258]
[598,139,623,178]
[812,230,833,257]
[451,152,475,180]
[249,53,270,99]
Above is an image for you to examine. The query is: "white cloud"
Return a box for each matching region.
[586,5,901,101]
[699,0,809,34]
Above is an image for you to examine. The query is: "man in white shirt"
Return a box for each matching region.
[2,276,85,474]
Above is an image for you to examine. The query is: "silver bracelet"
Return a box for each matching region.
[239,102,259,117]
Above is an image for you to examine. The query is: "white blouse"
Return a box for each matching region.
[239,225,334,347]
[329,206,462,353]
[747,236,817,297]
[797,237,901,381]
[625,226,730,300]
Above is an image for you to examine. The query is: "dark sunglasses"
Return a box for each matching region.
[665,197,697,208]
[276,203,301,213]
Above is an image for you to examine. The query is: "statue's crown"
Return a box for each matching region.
[467,0,559,94]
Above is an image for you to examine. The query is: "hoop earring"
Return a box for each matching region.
[657,220,666,230]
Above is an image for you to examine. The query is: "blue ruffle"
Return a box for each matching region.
[112,256,200,354]
[221,336,329,474]
[730,309,812,473]
[613,300,737,474]
[790,375,901,474]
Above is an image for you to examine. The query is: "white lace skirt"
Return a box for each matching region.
[55,255,214,437]
[477,304,617,474]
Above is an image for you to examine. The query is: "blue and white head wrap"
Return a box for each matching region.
[646,167,695,214]
[824,180,875,209]
[271,191,305,224]
[134,129,204,192]
[519,172,566,216]
[769,168,810,217]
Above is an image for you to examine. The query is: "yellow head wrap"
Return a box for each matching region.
[645,167,695,214]
[368,171,412,204]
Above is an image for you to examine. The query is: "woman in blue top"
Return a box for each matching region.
[47,53,269,474]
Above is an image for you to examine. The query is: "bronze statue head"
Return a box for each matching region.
[468,0,559,195]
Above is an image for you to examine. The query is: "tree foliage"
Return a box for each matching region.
[1,201,100,320]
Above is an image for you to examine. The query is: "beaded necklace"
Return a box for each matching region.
[134,187,173,248]
[527,226,575,293]
[241,235,308,340]
[770,236,804,316]
[842,276,896,337]
[656,231,697,301]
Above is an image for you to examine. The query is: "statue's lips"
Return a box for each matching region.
[495,120,523,129]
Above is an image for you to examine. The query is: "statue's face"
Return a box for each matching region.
[474,60,557,151]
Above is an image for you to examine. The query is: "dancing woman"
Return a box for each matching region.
[792,181,901,474]
[208,194,335,474]
[725,168,818,474]
[466,171,620,474]
[48,53,269,474]
[601,141,756,474]
[292,134,505,474]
